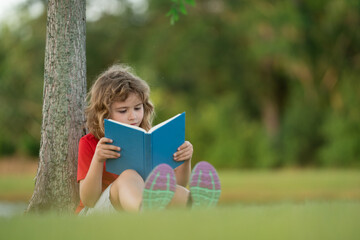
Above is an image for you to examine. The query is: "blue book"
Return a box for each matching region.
[104,112,185,179]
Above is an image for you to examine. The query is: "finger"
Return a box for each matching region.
[177,141,190,151]
[175,151,192,160]
[177,141,191,151]
[174,149,193,160]
[102,151,121,159]
[174,149,189,158]
[174,153,192,161]
[175,144,193,157]
[100,144,121,152]
[99,137,114,144]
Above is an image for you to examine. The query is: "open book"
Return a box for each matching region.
[105,112,185,179]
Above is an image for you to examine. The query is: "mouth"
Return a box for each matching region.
[130,123,138,126]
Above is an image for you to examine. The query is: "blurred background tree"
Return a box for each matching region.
[0,0,359,168]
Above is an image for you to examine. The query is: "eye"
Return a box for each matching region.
[118,109,127,114]
[135,105,143,111]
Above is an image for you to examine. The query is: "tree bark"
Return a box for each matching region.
[27,0,86,213]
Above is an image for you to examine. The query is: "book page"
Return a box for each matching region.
[107,119,146,133]
[148,113,181,134]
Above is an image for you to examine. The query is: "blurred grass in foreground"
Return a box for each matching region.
[0,165,360,203]
[1,164,359,240]
[1,202,360,240]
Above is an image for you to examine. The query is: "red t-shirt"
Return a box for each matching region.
[75,133,118,213]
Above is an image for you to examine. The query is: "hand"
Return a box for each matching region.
[93,137,121,163]
[173,141,193,162]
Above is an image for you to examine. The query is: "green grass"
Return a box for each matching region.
[219,169,360,203]
[1,169,360,239]
[1,169,360,203]
[0,175,35,201]
[1,202,359,240]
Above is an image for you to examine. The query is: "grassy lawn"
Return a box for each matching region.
[219,169,360,204]
[0,175,35,201]
[1,162,360,240]
[1,202,359,240]
[0,164,360,203]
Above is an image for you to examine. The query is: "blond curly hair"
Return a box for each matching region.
[85,64,154,139]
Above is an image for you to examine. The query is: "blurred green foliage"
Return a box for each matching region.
[0,0,359,168]
[2,202,360,240]
[166,0,196,25]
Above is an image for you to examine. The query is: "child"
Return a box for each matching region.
[76,64,221,215]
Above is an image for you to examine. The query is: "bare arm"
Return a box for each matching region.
[79,138,120,207]
[79,161,103,207]
[173,141,193,187]
[174,158,191,186]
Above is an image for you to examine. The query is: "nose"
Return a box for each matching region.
[128,109,136,121]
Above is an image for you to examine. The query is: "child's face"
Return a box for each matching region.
[110,93,144,127]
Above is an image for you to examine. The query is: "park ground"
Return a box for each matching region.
[0,157,359,239]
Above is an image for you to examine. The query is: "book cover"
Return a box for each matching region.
[105,112,186,179]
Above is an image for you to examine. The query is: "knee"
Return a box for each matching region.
[113,169,144,192]
[118,169,140,180]
[110,170,141,209]
[113,170,143,186]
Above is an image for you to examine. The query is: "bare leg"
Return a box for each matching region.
[168,185,190,208]
[110,169,144,212]
[110,168,190,212]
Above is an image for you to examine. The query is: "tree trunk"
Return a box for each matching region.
[261,98,280,140]
[27,0,86,213]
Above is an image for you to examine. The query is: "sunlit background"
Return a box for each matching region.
[1,0,359,169]
[0,2,360,234]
